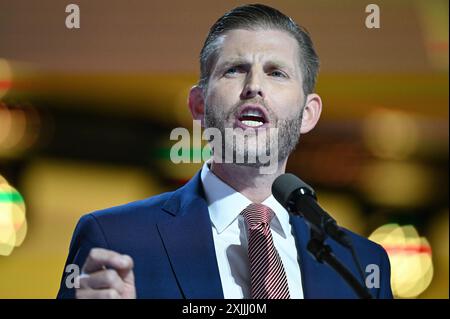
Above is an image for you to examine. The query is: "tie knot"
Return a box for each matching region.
[241,203,274,229]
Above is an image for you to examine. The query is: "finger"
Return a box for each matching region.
[115,254,134,282]
[77,273,91,289]
[76,288,121,299]
[74,273,89,288]
[78,269,124,293]
[83,248,133,274]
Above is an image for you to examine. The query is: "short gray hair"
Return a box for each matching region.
[199,4,320,96]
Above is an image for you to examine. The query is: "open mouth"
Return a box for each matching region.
[237,106,268,128]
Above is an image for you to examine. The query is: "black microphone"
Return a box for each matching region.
[272,173,352,248]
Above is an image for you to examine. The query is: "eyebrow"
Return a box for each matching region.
[265,60,295,74]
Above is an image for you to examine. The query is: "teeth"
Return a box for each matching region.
[242,120,263,127]
[241,110,264,117]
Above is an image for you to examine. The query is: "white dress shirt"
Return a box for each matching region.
[200,161,304,299]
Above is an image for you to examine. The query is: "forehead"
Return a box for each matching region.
[215,29,300,68]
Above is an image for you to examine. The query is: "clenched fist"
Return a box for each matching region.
[76,248,136,299]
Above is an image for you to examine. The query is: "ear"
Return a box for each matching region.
[300,93,322,134]
[188,85,205,127]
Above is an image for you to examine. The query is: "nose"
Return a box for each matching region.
[240,70,265,100]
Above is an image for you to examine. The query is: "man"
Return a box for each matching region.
[57,4,393,299]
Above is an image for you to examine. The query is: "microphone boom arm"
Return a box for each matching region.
[307,228,373,299]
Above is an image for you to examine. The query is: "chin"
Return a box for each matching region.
[226,145,274,166]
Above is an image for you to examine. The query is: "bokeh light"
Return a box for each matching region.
[0,58,12,100]
[0,102,41,157]
[359,161,433,208]
[0,102,13,146]
[369,224,433,298]
[415,0,449,71]
[363,108,419,160]
[0,175,27,256]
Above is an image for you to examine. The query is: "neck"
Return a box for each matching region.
[210,159,288,203]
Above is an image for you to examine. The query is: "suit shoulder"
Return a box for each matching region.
[87,190,175,222]
[344,228,388,257]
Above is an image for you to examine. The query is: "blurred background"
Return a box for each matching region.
[0,0,448,298]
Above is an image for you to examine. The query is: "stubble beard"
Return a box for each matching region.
[204,101,304,168]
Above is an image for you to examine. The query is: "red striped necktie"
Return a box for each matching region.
[241,203,291,299]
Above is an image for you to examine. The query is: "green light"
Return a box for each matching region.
[0,191,24,203]
[152,147,211,162]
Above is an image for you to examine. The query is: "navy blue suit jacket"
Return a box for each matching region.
[57,170,393,299]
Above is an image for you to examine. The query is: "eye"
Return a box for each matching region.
[224,67,239,76]
[269,70,287,78]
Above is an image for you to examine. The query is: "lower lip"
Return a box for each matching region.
[234,119,270,130]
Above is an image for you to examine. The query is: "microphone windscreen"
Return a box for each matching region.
[272,173,313,207]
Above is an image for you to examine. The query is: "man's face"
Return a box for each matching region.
[204,29,305,166]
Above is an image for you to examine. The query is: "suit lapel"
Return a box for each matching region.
[290,215,333,298]
[157,172,224,299]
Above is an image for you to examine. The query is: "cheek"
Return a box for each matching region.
[271,92,303,119]
[207,81,240,107]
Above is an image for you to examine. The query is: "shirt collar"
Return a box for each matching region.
[262,194,291,238]
[200,160,291,237]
